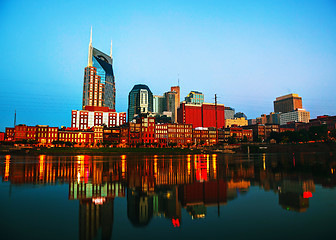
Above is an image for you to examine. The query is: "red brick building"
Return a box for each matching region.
[155,123,168,147]
[5,128,14,141]
[167,123,193,147]
[177,102,225,129]
[36,125,58,145]
[0,132,4,141]
[58,128,94,146]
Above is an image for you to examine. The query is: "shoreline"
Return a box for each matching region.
[1,142,336,156]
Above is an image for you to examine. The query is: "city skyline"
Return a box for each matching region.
[1,0,336,131]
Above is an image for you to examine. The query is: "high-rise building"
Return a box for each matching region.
[83,28,116,110]
[171,86,180,122]
[153,95,165,114]
[71,28,126,130]
[164,91,177,122]
[274,94,302,113]
[185,91,204,105]
[128,84,153,121]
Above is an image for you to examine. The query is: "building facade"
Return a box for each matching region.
[279,109,310,125]
[71,106,126,130]
[153,95,165,115]
[225,107,235,120]
[177,102,225,129]
[225,117,248,128]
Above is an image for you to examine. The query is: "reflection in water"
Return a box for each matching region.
[1,153,336,239]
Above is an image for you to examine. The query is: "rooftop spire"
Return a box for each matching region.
[88,26,93,67]
[90,26,92,44]
[110,40,112,57]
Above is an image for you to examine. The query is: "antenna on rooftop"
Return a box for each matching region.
[178,73,180,87]
[14,110,16,127]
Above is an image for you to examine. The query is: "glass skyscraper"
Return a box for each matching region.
[128,84,153,121]
[82,29,116,110]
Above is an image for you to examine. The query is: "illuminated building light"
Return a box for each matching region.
[122,159,126,176]
[39,155,45,180]
[172,218,180,227]
[303,191,312,198]
[212,154,217,177]
[263,153,266,170]
[331,169,334,174]
[4,155,10,181]
[154,157,157,177]
[92,197,106,205]
[207,154,210,175]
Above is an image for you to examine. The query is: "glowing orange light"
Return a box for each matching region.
[4,155,10,181]
[39,155,45,180]
[303,192,312,198]
[92,197,106,205]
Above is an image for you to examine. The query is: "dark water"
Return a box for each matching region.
[0,153,335,240]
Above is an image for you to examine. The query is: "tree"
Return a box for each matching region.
[309,125,328,141]
[228,135,236,144]
[330,129,336,140]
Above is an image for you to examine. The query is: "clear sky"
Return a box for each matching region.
[1,0,336,131]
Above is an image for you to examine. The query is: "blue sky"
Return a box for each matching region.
[1,0,336,131]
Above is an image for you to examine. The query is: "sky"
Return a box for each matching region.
[0,0,336,131]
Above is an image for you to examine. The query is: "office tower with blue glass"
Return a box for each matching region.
[82,28,116,110]
[128,84,153,121]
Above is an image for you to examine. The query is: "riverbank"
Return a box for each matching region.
[237,141,336,154]
[1,142,335,156]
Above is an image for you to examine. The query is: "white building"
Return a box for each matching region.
[71,107,126,130]
[279,109,310,125]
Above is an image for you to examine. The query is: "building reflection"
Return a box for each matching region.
[0,152,335,236]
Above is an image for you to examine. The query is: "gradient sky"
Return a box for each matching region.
[1,0,336,131]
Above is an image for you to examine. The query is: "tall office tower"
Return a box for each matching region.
[128,84,153,121]
[153,95,165,114]
[83,28,116,110]
[170,86,180,123]
[273,94,302,113]
[185,91,204,105]
[164,91,177,122]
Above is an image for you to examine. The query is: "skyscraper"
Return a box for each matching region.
[83,28,116,110]
[273,94,302,113]
[71,28,126,130]
[128,84,153,121]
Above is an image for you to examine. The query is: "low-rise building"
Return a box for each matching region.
[225,117,248,128]
[71,106,126,130]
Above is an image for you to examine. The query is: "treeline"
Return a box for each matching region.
[270,125,336,143]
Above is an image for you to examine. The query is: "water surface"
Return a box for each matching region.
[0,153,335,240]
